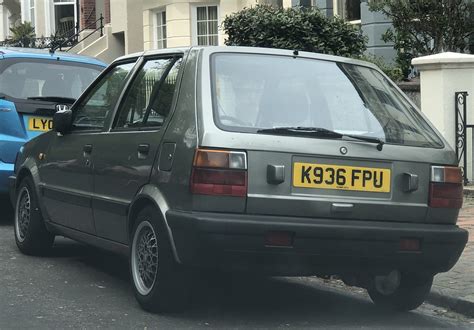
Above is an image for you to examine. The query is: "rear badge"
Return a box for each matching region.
[56,104,70,112]
[340,146,348,155]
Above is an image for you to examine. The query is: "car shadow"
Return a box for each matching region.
[0,200,13,226]
[40,240,450,328]
[181,274,440,328]
[50,237,130,281]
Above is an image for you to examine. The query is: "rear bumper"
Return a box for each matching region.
[0,161,14,195]
[167,210,468,276]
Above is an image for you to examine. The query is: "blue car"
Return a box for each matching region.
[0,48,106,195]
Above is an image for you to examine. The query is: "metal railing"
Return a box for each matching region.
[0,35,74,49]
[455,91,470,184]
[50,13,104,53]
[0,14,104,53]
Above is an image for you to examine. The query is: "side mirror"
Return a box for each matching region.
[53,109,73,135]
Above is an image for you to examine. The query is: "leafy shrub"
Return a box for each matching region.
[222,5,367,57]
[9,22,35,47]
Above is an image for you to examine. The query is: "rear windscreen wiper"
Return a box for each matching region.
[257,126,343,137]
[343,134,385,151]
[257,126,384,151]
[27,96,76,104]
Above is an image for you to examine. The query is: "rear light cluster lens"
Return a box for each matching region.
[429,166,463,209]
[191,149,247,197]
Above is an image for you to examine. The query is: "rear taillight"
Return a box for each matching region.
[191,149,247,197]
[429,166,463,209]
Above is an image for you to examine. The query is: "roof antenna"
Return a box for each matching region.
[293,50,299,57]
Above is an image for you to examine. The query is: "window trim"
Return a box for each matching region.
[51,0,78,36]
[69,58,139,134]
[191,4,220,46]
[334,0,361,22]
[153,9,167,50]
[29,0,35,26]
[110,55,184,133]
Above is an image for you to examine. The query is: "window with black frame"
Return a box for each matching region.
[345,0,361,21]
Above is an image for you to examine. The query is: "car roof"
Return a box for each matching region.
[0,47,107,67]
[112,46,378,70]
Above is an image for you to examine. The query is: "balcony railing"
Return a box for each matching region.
[0,14,104,53]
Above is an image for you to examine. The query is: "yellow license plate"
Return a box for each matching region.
[293,162,391,193]
[28,117,53,132]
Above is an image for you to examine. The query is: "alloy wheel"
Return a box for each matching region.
[131,221,159,295]
[15,187,31,243]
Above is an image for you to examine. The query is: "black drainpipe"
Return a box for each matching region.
[76,0,80,32]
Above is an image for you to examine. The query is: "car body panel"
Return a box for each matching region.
[0,47,105,67]
[92,130,163,243]
[40,131,96,233]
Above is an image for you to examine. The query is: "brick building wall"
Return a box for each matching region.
[104,0,110,23]
[80,0,97,29]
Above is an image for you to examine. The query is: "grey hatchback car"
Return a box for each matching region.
[10,46,468,313]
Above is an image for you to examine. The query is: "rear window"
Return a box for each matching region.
[211,53,443,148]
[0,59,102,100]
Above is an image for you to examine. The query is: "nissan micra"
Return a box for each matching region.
[9,46,468,313]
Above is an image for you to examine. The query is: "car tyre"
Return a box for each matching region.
[130,206,190,313]
[14,177,54,255]
[367,273,433,312]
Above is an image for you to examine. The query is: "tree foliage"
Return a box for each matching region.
[9,22,35,47]
[369,0,474,75]
[222,5,367,57]
[357,54,404,82]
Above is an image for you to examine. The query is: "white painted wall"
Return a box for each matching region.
[0,6,9,40]
[110,0,143,54]
[413,52,474,179]
[142,0,270,51]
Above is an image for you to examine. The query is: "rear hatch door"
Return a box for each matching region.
[246,137,434,223]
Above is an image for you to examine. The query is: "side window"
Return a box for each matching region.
[72,62,135,131]
[114,57,182,130]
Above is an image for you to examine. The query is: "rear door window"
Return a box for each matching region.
[113,57,182,130]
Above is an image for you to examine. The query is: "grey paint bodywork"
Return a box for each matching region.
[11,46,462,270]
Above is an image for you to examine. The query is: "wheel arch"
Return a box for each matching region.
[15,156,40,188]
[14,157,50,224]
[127,184,181,264]
[16,167,32,188]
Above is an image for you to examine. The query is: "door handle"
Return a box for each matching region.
[137,144,150,154]
[83,144,93,154]
[137,144,150,160]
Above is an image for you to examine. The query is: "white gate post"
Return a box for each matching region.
[412,52,474,180]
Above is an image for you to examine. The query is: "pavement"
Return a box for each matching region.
[426,194,474,317]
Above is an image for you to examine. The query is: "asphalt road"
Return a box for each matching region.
[0,209,471,329]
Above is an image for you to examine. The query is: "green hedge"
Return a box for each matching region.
[222,5,367,58]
